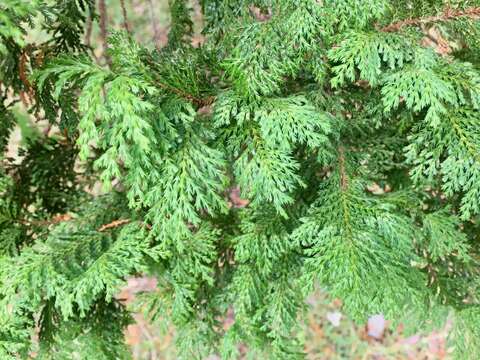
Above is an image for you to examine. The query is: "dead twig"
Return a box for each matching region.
[98,218,131,232]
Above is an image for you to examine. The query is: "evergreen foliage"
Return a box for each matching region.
[2,0,480,358]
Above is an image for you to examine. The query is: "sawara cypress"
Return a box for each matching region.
[2,0,480,358]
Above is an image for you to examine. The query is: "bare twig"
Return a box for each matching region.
[120,0,131,33]
[381,6,480,32]
[98,218,131,232]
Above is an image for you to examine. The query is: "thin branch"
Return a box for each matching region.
[19,46,35,103]
[98,219,151,232]
[381,6,480,32]
[119,0,132,34]
[84,10,93,47]
[143,54,216,106]
[154,79,216,107]
[337,145,354,243]
[338,146,348,191]
[83,3,101,63]
[98,219,131,232]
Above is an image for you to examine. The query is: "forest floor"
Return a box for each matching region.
[120,277,451,360]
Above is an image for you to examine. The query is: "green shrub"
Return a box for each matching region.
[2,1,480,358]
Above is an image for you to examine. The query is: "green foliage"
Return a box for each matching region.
[2,0,480,359]
[36,300,132,360]
[292,166,425,320]
[41,0,95,53]
[328,31,414,87]
[0,102,16,153]
[0,0,37,54]
[168,0,193,46]
[9,137,78,213]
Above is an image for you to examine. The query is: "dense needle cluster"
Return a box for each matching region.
[2,0,480,358]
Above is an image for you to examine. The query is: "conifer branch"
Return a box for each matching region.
[19,47,34,101]
[449,118,478,161]
[381,7,480,32]
[5,1,480,356]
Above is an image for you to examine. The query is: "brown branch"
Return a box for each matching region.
[98,219,131,232]
[338,146,348,191]
[98,0,112,66]
[143,56,216,107]
[119,0,131,34]
[98,219,151,232]
[84,7,101,63]
[19,51,31,91]
[84,10,93,47]
[154,79,216,107]
[381,6,480,32]
[19,47,35,103]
